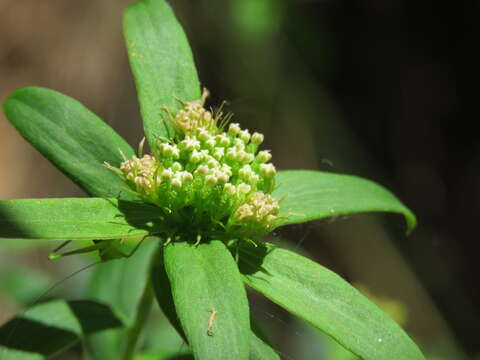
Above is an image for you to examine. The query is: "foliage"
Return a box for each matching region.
[0,0,424,359]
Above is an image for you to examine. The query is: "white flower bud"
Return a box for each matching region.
[251,132,264,145]
[160,143,173,156]
[171,146,180,159]
[171,162,183,172]
[239,165,253,179]
[160,143,180,159]
[238,151,254,164]
[213,147,225,160]
[215,134,230,147]
[195,165,209,175]
[226,148,237,161]
[181,136,201,151]
[162,169,173,179]
[234,139,245,151]
[205,138,216,149]
[239,129,251,143]
[216,172,229,184]
[223,183,236,195]
[237,183,251,194]
[203,111,212,122]
[207,158,219,169]
[256,150,272,163]
[198,129,211,142]
[260,163,276,177]
[236,204,254,220]
[205,174,218,186]
[190,150,203,163]
[228,123,241,136]
[221,164,233,176]
[181,171,193,183]
[171,177,182,188]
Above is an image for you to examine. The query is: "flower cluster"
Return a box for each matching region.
[107,91,279,243]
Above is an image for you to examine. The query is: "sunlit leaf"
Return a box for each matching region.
[3,86,137,200]
[0,198,163,241]
[274,170,416,233]
[240,243,425,360]
[163,240,250,360]
[124,0,201,143]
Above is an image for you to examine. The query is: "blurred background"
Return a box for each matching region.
[0,0,472,359]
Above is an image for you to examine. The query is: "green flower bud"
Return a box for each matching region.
[228,123,241,136]
[251,132,264,145]
[256,150,272,163]
[108,91,279,244]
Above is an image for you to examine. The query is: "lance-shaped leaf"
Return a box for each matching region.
[152,252,279,360]
[0,299,122,360]
[163,240,250,360]
[273,170,416,233]
[3,86,137,200]
[239,244,425,360]
[124,0,201,143]
[0,198,163,240]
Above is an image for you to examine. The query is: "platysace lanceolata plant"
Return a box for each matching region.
[0,1,426,360]
[106,90,280,245]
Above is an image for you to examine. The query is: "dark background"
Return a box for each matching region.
[0,0,473,359]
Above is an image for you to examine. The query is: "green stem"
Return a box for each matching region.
[122,281,154,360]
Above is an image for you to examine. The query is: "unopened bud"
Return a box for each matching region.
[205,175,218,186]
[228,123,241,136]
[181,171,193,183]
[238,183,251,194]
[213,147,225,160]
[198,129,211,142]
[239,130,251,143]
[205,138,216,149]
[171,178,182,188]
[223,183,236,195]
[171,162,183,172]
[215,134,230,147]
[256,150,272,163]
[251,132,264,145]
[260,163,276,177]
[203,111,212,122]
[216,172,229,183]
[195,165,209,175]
[207,158,219,169]
[162,169,173,179]
[190,150,203,163]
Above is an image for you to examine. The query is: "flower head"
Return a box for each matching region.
[108,91,279,243]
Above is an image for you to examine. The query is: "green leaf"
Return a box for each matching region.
[124,0,201,143]
[0,299,122,359]
[151,247,188,342]
[0,198,164,240]
[163,240,250,360]
[3,86,137,200]
[240,243,425,360]
[85,238,159,359]
[274,170,416,234]
[250,330,280,360]
[152,254,278,360]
